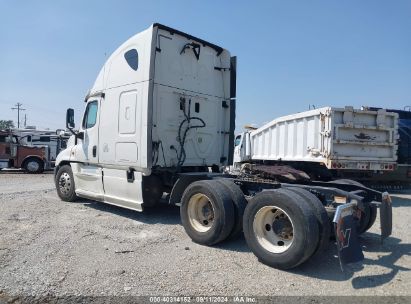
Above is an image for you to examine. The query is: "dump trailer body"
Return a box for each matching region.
[242,106,398,171]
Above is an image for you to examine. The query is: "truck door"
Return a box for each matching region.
[233,133,246,165]
[72,98,104,198]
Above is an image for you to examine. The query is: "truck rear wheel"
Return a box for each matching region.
[362,205,377,232]
[285,187,330,255]
[55,165,78,202]
[216,179,247,239]
[357,204,377,234]
[243,189,319,269]
[333,179,377,233]
[24,158,44,173]
[180,180,235,246]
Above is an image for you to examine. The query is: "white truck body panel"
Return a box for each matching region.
[239,107,398,170]
[88,24,232,171]
[56,24,234,211]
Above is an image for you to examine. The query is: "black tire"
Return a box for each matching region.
[55,165,78,202]
[285,187,331,255]
[243,189,319,270]
[180,180,235,246]
[216,179,248,239]
[357,203,378,234]
[363,205,377,232]
[333,179,377,233]
[24,157,44,173]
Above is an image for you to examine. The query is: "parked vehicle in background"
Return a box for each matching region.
[54,23,392,270]
[14,129,70,166]
[0,129,69,172]
[359,107,411,190]
[233,106,399,181]
[0,130,49,173]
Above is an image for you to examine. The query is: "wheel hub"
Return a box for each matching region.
[59,172,72,195]
[27,161,40,172]
[272,217,293,240]
[253,206,295,254]
[187,193,215,232]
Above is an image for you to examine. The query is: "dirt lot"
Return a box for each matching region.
[0,172,410,299]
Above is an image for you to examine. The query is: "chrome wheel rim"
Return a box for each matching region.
[253,206,294,254]
[59,172,72,195]
[187,193,215,233]
[27,161,40,172]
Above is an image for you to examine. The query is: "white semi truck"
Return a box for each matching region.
[54,23,392,270]
[233,107,398,181]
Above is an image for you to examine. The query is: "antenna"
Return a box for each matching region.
[11,102,26,128]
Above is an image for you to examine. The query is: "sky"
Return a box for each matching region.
[0,0,410,131]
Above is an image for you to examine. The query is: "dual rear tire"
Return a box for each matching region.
[180,180,329,269]
[180,179,247,246]
[243,189,324,269]
[180,180,236,245]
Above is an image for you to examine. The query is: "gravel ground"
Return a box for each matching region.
[0,172,410,299]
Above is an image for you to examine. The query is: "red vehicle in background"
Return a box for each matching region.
[0,130,51,173]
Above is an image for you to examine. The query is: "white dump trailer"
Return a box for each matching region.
[54,24,392,270]
[234,106,399,176]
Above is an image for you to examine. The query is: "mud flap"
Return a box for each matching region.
[333,203,364,270]
[380,192,392,241]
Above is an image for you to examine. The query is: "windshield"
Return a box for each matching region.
[0,135,17,144]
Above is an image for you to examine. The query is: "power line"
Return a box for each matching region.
[11,103,26,128]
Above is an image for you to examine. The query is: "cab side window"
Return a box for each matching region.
[83,100,98,129]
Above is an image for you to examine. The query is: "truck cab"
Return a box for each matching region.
[233,132,251,166]
[55,23,236,211]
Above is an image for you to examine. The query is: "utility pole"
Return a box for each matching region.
[24,114,27,128]
[11,103,26,129]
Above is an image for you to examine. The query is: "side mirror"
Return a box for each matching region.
[66,108,75,130]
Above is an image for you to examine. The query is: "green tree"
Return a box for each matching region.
[0,120,15,130]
